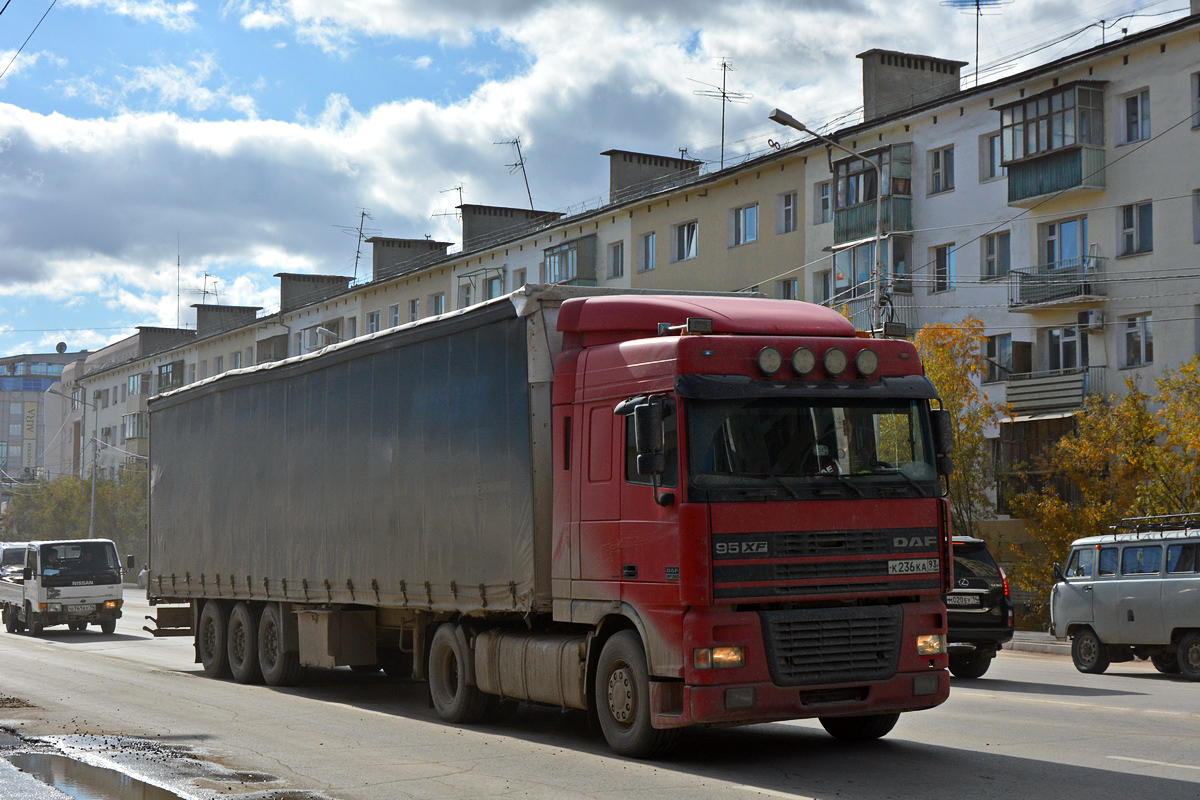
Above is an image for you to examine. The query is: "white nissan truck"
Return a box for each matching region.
[0,539,125,635]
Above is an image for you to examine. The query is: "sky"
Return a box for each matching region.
[0,0,1190,357]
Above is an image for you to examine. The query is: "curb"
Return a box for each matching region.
[1006,631,1070,656]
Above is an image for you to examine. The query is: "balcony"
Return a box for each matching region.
[1006,145,1105,207]
[833,196,912,246]
[1005,366,1105,417]
[1008,255,1105,311]
[827,291,916,335]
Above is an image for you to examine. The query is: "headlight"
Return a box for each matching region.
[46,603,62,613]
[823,347,848,376]
[756,347,783,376]
[855,348,879,377]
[791,347,816,376]
[917,634,947,656]
[694,646,746,669]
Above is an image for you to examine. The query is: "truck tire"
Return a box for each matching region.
[3,606,19,633]
[227,602,263,684]
[1071,628,1110,674]
[1151,651,1180,674]
[99,619,116,635]
[198,601,232,678]
[428,623,490,724]
[594,630,680,758]
[258,602,305,687]
[1177,631,1200,681]
[948,650,993,679]
[26,604,43,636]
[820,713,900,740]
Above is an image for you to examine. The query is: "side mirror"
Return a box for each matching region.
[931,409,955,455]
[1053,562,1064,582]
[127,554,136,571]
[633,402,665,471]
[22,567,32,581]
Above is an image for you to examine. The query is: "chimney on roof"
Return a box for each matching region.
[601,150,703,204]
[365,237,452,282]
[274,273,353,313]
[857,49,968,122]
[458,204,562,252]
[192,304,261,337]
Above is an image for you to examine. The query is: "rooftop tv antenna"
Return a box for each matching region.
[433,183,465,219]
[496,138,535,211]
[941,0,1014,87]
[333,208,380,281]
[690,58,752,170]
[189,272,220,307]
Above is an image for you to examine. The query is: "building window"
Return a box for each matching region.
[1194,190,1200,244]
[485,274,504,300]
[981,133,1006,181]
[388,303,401,328]
[1000,84,1104,162]
[639,232,656,271]
[1121,89,1150,144]
[230,351,242,370]
[366,310,382,334]
[608,241,624,278]
[1041,216,1088,269]
[778,191,798,233]
[813,183,832,224]
[457,283,472,309]
[123,412,147,439]
[933,244,956,292]
[929,146,955,194]
[673,220,699,261]
[430,293,445,315]
[544,243,578,282]
[214,355,224,373]
[513,268,526,288]
[1192,72,1200,128]
[408,299,420,322]
[777,279,799,300]
[983,231,1011,279]
[1119,201,1153,256]
[1123,314,1153,367]
[187,363,196,384]
[813,271,832,304]
[1047,325,1087,371]
[731,204,758,246]
[157,360,183,390]
[985,334,1012,384]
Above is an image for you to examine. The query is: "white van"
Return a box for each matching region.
[1050,515,1200,679]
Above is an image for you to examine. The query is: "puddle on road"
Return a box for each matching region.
[8,752,185,800]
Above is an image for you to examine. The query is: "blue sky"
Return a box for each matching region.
[0,0,1188,357]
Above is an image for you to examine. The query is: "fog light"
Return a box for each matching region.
[694,646,746,669]
[725,687,755,709]
[917,634,947,656]
[823,347,848,376]
[913,674,940,696]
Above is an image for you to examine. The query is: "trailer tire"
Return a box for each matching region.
[594,630,680,758]
[198,601,232,678]
[819,712,900,741]
[227,603,263,684]
[258,603,305,687]
[428,623,490,724]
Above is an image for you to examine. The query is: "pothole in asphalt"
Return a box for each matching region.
[8,752,186,799]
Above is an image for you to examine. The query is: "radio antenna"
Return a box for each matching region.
[690,58,752,170]
[941,0,1014,86]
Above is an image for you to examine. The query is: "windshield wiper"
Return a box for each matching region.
[812,472,864,497]
[884,467,931,498]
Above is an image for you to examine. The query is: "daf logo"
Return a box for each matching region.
[894,535,937,548]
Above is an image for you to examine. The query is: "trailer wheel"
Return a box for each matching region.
[819,713,900,741]
[258,602,305,687]
[594,630,680,758]
[198,601,232,678]
[428,623,489,724]
[1177,631,1200,681]
[227,603,263,684]
[1071,628,1109,674]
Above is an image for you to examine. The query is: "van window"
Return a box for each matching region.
[1120,545,1162,575]
[1098,547,1118,576]
[1167,543,1198,573]
[1066,548,1093,578]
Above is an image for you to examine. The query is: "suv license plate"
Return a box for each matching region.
[68,604,93,613]
[888,558,939,575]
[945,595,982,607]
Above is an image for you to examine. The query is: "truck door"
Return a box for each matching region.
[1089,546,1123,642]
[618,399,679,595]
[576,402,622,586]
[1053,546,1095,635]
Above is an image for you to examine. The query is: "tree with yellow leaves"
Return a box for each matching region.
[914,316,1006,539]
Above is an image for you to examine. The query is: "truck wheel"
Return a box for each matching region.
[820,713,900,741]
[594,630,680,758]
[948,651,993,679]
[99,619,116,635]
[1177,632,1200,681]
[3,606,18,634]
[258,602,305,687]
[1071,628,1110,674]
[198,601,232,678]
[227,603,263,684]
[26,604,43,636]
[428,623,490,724]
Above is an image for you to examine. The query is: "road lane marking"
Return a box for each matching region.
[1109,756,1200,772]
[949,689,1200,720]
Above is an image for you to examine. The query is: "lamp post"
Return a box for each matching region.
[47,387,97,538]
[768,108,886,334]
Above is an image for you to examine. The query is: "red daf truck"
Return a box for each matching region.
[147,285,953,757]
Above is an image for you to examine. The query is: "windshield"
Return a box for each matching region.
[40,542,121,585]
[687,397,938,501]
[2,547,23,569]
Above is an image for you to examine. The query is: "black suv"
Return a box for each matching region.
[946,536,1014,678]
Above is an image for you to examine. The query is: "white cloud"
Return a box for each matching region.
[64,0,200,32]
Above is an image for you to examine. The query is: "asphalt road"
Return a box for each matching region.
[1,589,1199,800]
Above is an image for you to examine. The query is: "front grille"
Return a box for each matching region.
[760,606,902,686]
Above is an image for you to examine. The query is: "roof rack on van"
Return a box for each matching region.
[1113,512,1200,533]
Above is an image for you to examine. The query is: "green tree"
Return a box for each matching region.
[914,316,1005,538]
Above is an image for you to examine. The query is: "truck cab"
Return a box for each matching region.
[1,539,125,635]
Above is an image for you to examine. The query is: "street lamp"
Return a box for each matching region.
[768,108,886,333]
[47,387,97,539]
